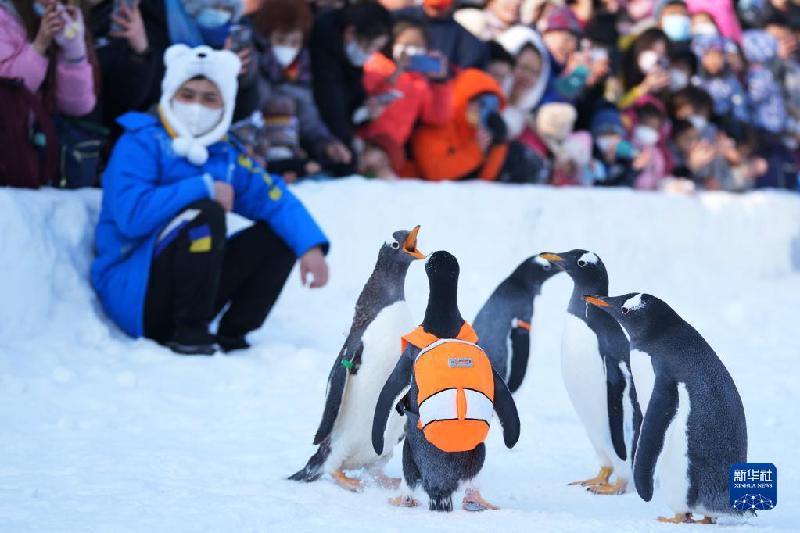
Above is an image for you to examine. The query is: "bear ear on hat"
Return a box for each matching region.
[164,44,192,67]
[214,49,242,80]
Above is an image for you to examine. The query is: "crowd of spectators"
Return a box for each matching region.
[2,0,800,191]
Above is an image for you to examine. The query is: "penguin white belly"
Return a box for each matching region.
[656,383,692,513]
[618,362,635,479]
[561,314,613,466]
[631,349,655,417]
[331,301,412,470]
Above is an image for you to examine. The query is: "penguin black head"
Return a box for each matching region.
[538,249,608,291]
[515,255,562,289]
[380,225,425,263]
[422,251,463,336]
[584,292,681,344]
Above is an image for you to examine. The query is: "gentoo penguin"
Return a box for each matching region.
[372,251,520,512]
[290,227,425,491]
[473,255,559,392]
[538,250,642,495]
[585,293,748,524]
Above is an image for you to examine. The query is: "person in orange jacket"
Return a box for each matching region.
[405,68,509,181]
[359,16,453,176]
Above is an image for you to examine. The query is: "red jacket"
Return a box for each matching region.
[405,68,508,181]
[360,53,452,172]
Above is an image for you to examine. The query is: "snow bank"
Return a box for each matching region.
[0,182,797,532]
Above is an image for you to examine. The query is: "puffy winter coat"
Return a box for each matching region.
[91,112,328,337]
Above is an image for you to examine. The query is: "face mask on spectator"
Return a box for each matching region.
[638,50,659,73]
[196,8,232,28]
[693,22,718,37]
[33,1,46,17]
[172,101,224,137]
[688,114,707,131]
[633,125,660,146]
[662,15,691,41]
[596,135,617,153]
[670,69,689,90]
[345,40,370,66]
[393,44,427,60]
[273,46,300,67]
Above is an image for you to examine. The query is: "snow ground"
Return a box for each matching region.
[0,181,798,533]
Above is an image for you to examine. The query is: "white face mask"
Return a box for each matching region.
[687,114,708,131]
[670,69,689,90]
[172,101,224,137]
[272,45,300,67]
[596,136,617,153]
[345,40,370,67]
[393,44,426,60]
[633,125,659,146]
[638,50,659,73]
[692,22,718,37]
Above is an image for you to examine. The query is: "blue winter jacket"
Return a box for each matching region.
[91,112,329,338]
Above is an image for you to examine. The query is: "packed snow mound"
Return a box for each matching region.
[0,182,798,532]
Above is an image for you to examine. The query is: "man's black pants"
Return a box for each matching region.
[143,200,296,343]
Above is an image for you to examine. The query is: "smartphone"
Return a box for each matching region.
[228,24,253,52]
[590,47,609,63]
[407,54,443,75]
[373,89,404,106]
[110,0,139,34]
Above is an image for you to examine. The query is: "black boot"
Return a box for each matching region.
[165,327,218,356]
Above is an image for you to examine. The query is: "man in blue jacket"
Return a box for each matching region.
[92,44,330,355]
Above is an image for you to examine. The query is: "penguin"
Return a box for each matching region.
[538,250,642,495]
[371,251,520,512]
[473,255,560,393]
[584,293,748,524]
[290,226,425,491]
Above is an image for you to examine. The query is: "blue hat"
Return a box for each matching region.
[691,35,725,58]
[742,30,778,64]
[591,108,626,137]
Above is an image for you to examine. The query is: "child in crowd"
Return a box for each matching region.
[691,35,749,133]
[629,100,670,190]
[590,107,638,187]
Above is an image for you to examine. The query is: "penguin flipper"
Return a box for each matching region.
[605,357,628,462]
[372,348,414,456]
[492,369,521,448]
[634,376,678,502]
[507,325,531,393]
[313,351,351,445]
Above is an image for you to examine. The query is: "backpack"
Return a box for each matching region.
[0,78,58,188]
[54,116,109,189]
[402,322,495,453]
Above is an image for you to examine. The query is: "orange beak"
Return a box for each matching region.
[539,253,564,263]
[583,296,610,308]
[403,225,425,259]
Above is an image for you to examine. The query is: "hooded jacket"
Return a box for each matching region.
[407,68,508,181]
[91,112,328,337]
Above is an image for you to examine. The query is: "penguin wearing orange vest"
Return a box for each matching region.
[473,255,560,393]
[372,251,520,512]
[290,227,425,491]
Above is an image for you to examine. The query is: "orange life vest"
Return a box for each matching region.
[401,322,495,453]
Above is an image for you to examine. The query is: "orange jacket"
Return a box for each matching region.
[405,68,508,181]
[359,54,453,172]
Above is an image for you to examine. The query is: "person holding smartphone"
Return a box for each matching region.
[359,16,452,176]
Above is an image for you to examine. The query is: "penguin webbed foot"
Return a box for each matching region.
[389,495,419,507]
[370,471,402,490]
[586,477,627,495]
[462,488,499,511]
[332,469,364,492]
[568,466,612,487]
[656,513,715,524]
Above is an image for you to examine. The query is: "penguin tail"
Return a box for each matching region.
[288,438,331,482]
[428,494,453,512]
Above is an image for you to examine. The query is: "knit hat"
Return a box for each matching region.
[159,44,241,165]
[539,6,582,35]
[590,107,626,137]
[691,35,725,58]
[535,103,577,150]
[742,30,778,64]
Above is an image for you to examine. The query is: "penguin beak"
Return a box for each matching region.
[583,295,610,308]
[403,225,425,259]
[539,253,564,264]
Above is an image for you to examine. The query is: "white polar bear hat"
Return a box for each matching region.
[159,44,241,165]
